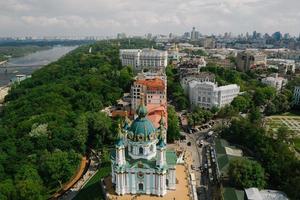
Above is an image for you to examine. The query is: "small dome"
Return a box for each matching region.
[136,104,147,118]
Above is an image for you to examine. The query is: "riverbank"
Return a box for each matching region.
[0,46,77,86]
[0,85,9,103]
[0,45,51,62]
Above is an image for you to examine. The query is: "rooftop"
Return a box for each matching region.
[245,187,289,200]
[223,187,245,200]
[136,78,165,91]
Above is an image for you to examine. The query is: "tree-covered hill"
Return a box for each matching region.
[0,38,155,199]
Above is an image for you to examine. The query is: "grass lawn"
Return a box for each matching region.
[293,138,300,152]
[74,162,111,200]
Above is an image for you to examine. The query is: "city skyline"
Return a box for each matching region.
[1,0,300,37]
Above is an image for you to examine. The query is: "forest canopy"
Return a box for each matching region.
[0,38,155,199]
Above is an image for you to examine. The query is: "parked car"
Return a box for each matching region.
[187,142,191,146]
[200,140,204,145]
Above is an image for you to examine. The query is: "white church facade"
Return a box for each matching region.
[111,104,177,196]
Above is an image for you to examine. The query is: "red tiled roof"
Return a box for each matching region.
[136,78,165,91]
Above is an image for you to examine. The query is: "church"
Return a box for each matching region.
[111,103,177,196]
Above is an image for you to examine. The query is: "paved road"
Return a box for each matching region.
[177,112,225,200]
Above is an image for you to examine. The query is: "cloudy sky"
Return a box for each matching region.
[1,0,299,37]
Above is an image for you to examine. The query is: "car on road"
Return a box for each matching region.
[187,142,191,146]
[208,131,214,137]
[198,140,204,147]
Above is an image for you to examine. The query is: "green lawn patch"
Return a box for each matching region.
[74,162,111,200]
[293,138,300,152]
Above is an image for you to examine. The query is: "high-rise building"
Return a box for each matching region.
[236,50,267,72]
[183,32,191,39]
[272,31,282,41]
[190,27,199,41]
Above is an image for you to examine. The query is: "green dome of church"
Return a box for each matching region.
[127,104,156,142]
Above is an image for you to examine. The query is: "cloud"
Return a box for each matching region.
[0,0,299,36]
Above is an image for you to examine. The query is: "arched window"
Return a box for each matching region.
[139,147,143,155]
[138,183,143,191]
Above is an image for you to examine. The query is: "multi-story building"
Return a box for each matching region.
[120,48,168,72]
[119,49,141,69]
[267,58,295,74]
[191,27,200,41]
[177,57,207,77]
[130,73,167,128]
[180,72,215,94]
[261,73,287,91]
[236,50,267,72]
[293,86,300,105]
[201,37,216,49]
[188,81,240,109]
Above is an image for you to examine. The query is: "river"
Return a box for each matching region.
[0,46,77,86]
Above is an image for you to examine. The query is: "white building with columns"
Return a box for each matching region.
[111,104,177,196]
[189,81,240,109]
[120,48,168,72]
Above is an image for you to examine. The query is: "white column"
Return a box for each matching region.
[121,173,125,194]
[131,173,136,194]
[157,174,161,196]
[126,173,129,193]
[116,174,120,195]
[162,174,166,195]
[146,173,150,194]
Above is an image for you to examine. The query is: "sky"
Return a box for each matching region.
[0,0,300,37]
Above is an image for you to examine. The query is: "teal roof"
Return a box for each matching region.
[157,138,166,148]
[115,124,125,147]
[116,138,125,147]
[136,103,147,118]
[127,103,157,142]
[215,139,247,177]
[129,117,156,142]
[110,149,177,168]
[166,150,177,166]
[223,187,245,200]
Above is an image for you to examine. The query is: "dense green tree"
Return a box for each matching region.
[222,117,300,199]
[229,159,266,189]
[39,150,80,188]
[166,66,189,110]
[217,105,238,118]
[188,107,213,127]
[253,87,276,106]
[277,126,294,144]
[0,179,16,200]
[231,94,252,113]
[248,106,262,123]
[167,106,180,143]
[87,112,113,149]
[15,179,46,200]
